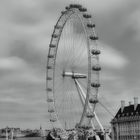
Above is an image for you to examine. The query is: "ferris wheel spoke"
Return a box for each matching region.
[54,72,82,127]
[70,29,86,68]
[70,35,87,67]
[60,16,88,72]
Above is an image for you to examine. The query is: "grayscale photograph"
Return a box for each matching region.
[0,0,140,140]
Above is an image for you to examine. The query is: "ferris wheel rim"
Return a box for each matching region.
[46,4,101,130]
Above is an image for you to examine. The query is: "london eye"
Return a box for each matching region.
[46,3,102,134]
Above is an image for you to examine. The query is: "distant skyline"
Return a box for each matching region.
[0,0,140,129]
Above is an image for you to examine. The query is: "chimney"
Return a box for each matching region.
[129,101,132,106]
[134,97,138,110]
[121,100,125,113]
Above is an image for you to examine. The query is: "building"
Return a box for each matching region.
[111,97,140,140]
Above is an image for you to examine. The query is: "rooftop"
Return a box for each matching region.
[115,104,140,118]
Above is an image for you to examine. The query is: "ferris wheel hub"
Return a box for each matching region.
[62,72,87,79]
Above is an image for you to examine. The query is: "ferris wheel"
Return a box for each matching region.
[46,4,101,131]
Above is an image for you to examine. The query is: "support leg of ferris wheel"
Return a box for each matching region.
[74,79,101,140]
[74,79,111,140]
[74,79,95,130]
[74,80,102,139]
[74,79,104,133]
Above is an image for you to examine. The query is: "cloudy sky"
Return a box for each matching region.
[0,0,140,129]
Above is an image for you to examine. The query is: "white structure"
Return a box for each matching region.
[111,97,140,140]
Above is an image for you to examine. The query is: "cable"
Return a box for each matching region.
[98,101,114,117]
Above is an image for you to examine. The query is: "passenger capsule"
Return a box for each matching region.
[87,23,95,28]
[47,66,52,69]
[92,65,101,71]
[61,11,66,14]
[81,125,92,130]
[89,36,99,40]
[80,125,86,129]
[79,7,87,12]
[50,118,57,122]
[65,6,70,10]
[55,25,62,29]
[52,34,59,38]
[47,88,52,92]
[69,4,74,8]
[86,113,94,118]
[47,77,52,80]
[69,4,82,9]
[49,44,56,48]
[91,83,100,87]
[83,14,92,18]
[48,109,55,113]
[91,49,101,55]
[89,98,98,104]
[48,54,54,58]
[47,98,53,102]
